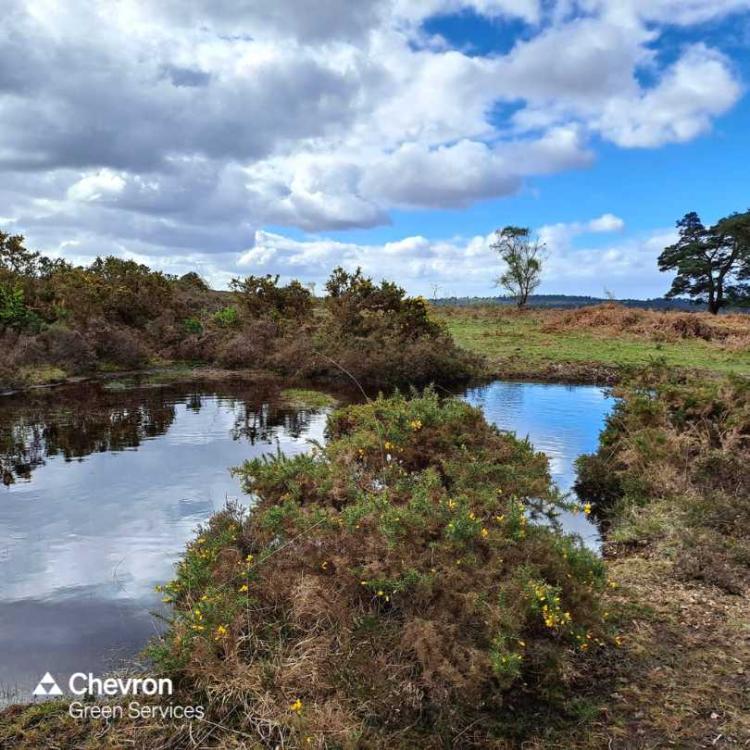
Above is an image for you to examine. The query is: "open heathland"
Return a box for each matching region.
[438,303,750,383]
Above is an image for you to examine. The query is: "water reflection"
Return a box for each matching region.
[462,380,612,545]
[0,379,331,701]
[1,382,323,486]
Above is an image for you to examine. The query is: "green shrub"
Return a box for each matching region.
[315,267,482,387]
[88,256,173,326]
[149,391,609,747]
[0,284,40,331]
[182,316,203,335]
[211,305,239,328]
[325,266,440,338]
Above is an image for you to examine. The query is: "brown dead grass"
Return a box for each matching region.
[602,550,750,748]
[542,303,750,345]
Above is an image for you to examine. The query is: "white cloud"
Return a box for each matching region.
[0,0,745,275]
[67,170,126,202]
[538,213,625,249]
[542,229,679,298]
[596,45,742,147]
[587,213,626,233]
[593,0,750,26]
[236,215,670,298]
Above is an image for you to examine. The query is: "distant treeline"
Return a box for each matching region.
[432,294,748,312]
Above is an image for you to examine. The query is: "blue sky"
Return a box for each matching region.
[2,0,750,298]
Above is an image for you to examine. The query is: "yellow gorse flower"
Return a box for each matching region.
[290,698,303,712]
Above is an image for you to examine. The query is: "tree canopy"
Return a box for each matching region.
[490,226,545,309]
[658,210,750,314]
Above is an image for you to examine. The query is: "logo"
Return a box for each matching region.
[33,672,63,697]
[31,670,204,721]
[32,672,174,698]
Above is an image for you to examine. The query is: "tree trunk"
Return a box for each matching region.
[707,285,718,315]
[710,282,724,315]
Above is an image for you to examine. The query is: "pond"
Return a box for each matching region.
[463,380,612,544]
[0,377,612,703]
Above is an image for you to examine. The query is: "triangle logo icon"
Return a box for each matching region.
[32,672,62,697]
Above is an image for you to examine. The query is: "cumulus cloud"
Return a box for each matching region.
[595,45,742,147]
[587,214,626,232]
[0,0,745,282]
[538,213,626,249]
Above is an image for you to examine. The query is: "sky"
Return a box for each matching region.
[2,0,750,299]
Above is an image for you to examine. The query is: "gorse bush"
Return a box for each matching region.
[0,230,482,389]
[231,274,313,322]
[150,391,608,748]
[315,266,481,387]
[324,266,440,338]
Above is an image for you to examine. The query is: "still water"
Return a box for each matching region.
[463,380,612,543]
[0,378,611,702]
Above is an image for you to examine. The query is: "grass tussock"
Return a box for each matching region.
[141,390,609,748]
[279,388,337,410]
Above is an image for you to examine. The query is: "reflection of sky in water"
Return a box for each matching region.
[463,381,613,546]
[0,393,327,700]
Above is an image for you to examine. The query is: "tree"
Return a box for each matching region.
[0,231,39,279]
[490,226,545,309]
[658,210,750,314]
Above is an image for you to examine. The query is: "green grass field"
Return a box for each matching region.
[438,307,750,379]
